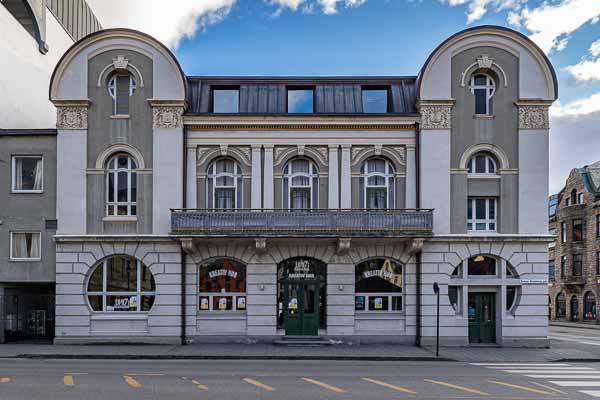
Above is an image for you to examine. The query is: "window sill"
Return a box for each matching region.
[197,312,247,319]
[9,258,41,262]
[355,312,404,319]
[103,216,138,222]
[473,114,495,119]
[467,174,500,179]
[91,313,148,320]
[10,190,43,194]
[109,114,131,119]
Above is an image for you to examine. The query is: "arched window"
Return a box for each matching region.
[467,153,497,174]
[108,73,136,115]
[198,258,246,311]
[283,158,319,209]
[556,293,566,319]
[584,292,597,321]
[570,295,579,321]
[506,286,519,312]
[87,256,155,312]
[106,153,137,217]
[467,255,497,276]
[361,158,395,209]
[355,258,403,312]
[470,73,495,115]
[570,189,578,205]
[207,158,242,209]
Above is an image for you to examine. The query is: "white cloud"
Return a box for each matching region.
[516,0,600,53]
[564,39,600,81]
[591,39,600,57]
[317,0,366,14]
[551,93,600,118]
[438,0,524,23]
[86,0,235,49]
[268,0,306,12]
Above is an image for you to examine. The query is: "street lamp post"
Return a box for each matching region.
[433,282,440,357]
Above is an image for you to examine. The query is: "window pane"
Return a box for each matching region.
[367,176,385,186]
[140,265,156,292]
[106,295,138,312]
[290,188,310,209]
[106,257,137,292]
[199,296,210,311]
[468,255,496,275]
[362,89,388,113]
[117,205,128,215]
[88,265,103,292]
[117,171,128,202]
[355,295,366,311]
[14,157,41,191]
[88,295,103,311]
[368,296,389,311]
[11,233,40,259]
[489,199,496,219]
[199,258,246,293]
[108,173,115,202]
[474,75,486,86]
[287,89,314,113]
[448,286,459,312]
[236,296,247,311]
[213,296,233,311]
[488,158,496,173]
[475,89,487,114]
[355,258,403,293]
[130,172,137,203]
[213,89,239,113]
[115,75,130,115]
[140,296,155,312]
[291,176,310,186]
[391,296,402,311]
[366,188,387,209]
[368,159,386,173]
[475,199,486,219]
[215,188,235,209]
[475,155,486,173]
[291,159,310,174]
[506,286,517,311]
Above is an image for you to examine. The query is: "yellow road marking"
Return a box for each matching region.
[529,381,568,395]
[0,378,10,384]
[123,373,164,376]
[487,380,556,396]
[424,379,489,396]
[243,378,274,391]
[63,375,74,386]
[123,375,141,388]
[191,380,208,390]
[362,377,417,394]
[302,377,346,393]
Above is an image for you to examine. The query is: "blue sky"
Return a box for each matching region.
[89,0,600,193]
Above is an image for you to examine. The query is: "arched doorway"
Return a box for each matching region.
[277,257,326,336]
[556,293,566,320]
[570,295,579,321]
[584,292,597,321]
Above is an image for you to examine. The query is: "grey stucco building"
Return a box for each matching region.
[3,24,557,346]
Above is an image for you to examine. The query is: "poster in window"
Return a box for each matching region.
[355,296,365,311]
[200,297,209,310]
[289,298,298,310]
[237,296,246,310]
[218,297,228,310]
[374,297,383,309]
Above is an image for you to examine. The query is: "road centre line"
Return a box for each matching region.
[486,380,556,396]
[123,375,141,388]
[423,379,489,396]
[243,378,274,391]
[0,378,9,384]
[529,382,568,396]
[302,377,346,393]
[362,377,417,394]
[63,375,74,386]
[191,380,208,390]
[123,373,164,376]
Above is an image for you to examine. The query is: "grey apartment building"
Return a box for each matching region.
[3,24,557,346]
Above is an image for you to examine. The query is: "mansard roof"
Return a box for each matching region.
[579,161,600,199]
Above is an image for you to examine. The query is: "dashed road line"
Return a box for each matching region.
[123,375,141,388]
[529,381,569,396]
[0,378,10,384]
[486,379,556,396]
[302,377,346,393]
[63,375,74,386]
[424,379,489,396]
[362,377,417,395]
[243,378,274,391]
[580,390,600,398]
[191,379,208,390]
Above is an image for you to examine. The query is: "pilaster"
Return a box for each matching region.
[340,145,352,209]
[251,145,262,209]
[263,145,274,209]
[328,145,340,209]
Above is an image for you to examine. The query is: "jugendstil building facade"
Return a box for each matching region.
[43,26,557,345]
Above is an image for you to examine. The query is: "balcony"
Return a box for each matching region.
[170,209,433,238]
[562,275,586,286]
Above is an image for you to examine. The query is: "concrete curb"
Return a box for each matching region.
[550,322,600,330]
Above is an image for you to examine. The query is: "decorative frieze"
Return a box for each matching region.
[418,103,453,130]
[54,101,91,130]
[517,103,550,130]
[149,100,186,129]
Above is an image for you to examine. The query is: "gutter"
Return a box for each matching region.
[180,124,188,345]
[415,122,422,347]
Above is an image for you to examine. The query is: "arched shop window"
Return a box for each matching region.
[355,258,403,312]
[570,295,579,321]
[468,255,496,276]
[584,292,597,321]
[87,256,155,312]
[198,258,246,311]
[556,292,566,319]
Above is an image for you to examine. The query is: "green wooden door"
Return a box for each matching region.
[468,293,496,344]
[283,281,319,336]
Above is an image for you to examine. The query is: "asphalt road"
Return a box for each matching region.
[0,359,598,399]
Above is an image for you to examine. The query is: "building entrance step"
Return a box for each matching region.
[274,336,333,346]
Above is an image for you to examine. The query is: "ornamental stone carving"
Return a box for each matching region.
[419,105,452,130]
[56,106,88,130]
[518,105,550,130]
[152,106,184,128]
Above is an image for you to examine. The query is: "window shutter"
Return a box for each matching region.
[115,75,130,115]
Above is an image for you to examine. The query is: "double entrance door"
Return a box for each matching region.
[468,292,496,344]
[282,280,319,336]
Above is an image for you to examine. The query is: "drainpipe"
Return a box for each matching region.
[180,124,188,345]
[415,122,422,347]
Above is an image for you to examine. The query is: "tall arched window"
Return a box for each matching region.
[106,153,137,216]
[467,152,497,174]
[108,73,136,115]
[570,295,579,321]
[470,73,495,115]
[556,292,566,319]
[283,158,319,209]
[584,292,597,321]
[361,158,395,209]
[87,255,155,312]
[207,158,242,209]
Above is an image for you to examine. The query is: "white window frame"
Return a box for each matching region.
[467,197,497,232]
[105,154,137,217]
[9,231,41,261]
[467,153,497,175]
[207,158,241,209]
[86,258,155,313]
[284,158,318,209]
[470,73,496,115]
[11,155,43,193]
[108,74,136,115]
[362,158,395,209]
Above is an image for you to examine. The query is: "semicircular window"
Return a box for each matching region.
[87,255,155,312]
[355,258,403,312]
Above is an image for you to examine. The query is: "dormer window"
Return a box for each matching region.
[470,73,495,115]
[467,153,497,175]
[108,73,136,115]
[362,87,390,113]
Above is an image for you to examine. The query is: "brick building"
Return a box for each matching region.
[549,161,600,323]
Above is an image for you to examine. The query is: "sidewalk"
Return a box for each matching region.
[550,321,600,330]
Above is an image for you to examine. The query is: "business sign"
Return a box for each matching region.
[520,278,548,285]
[287,259,316,280]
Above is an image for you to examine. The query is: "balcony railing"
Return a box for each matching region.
[171,208,433,237]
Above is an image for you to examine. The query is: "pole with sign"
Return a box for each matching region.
[433,282,440,357]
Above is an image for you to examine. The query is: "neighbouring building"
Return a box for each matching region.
[6,24,558,346]
[0,0,101,342]
[549,162,600,324]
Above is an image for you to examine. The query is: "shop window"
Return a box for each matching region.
[360,158,395,209]
[108,73,136,115]
[556,292,566,319]
[570,295,579,321]
[573,219,583,241]
[467,198,497,232]
[87,256,155,312]
[198,258,246,312]
[11,156,43,192]
[106,153,137,216]
[467,255,496,276]
[506,286,518,312]
[9,232,41,261]
[584,292,597,321]
[206,158,242,209]
[467,153,497,175]
[448,286,462,314]
[283,158,319,209]
[355,258,403,312]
